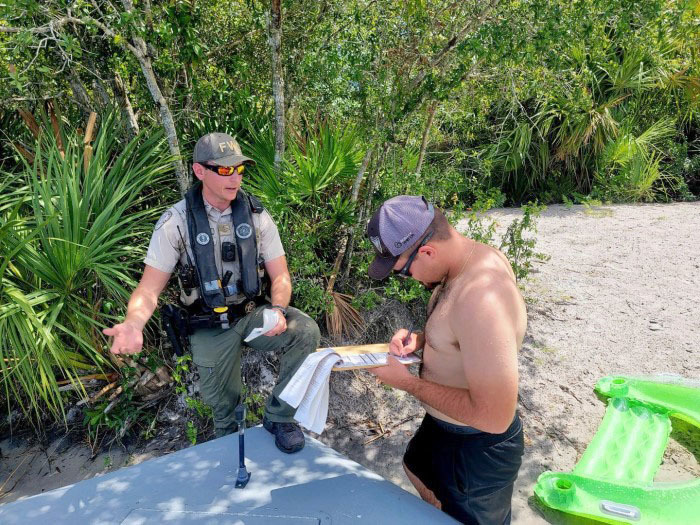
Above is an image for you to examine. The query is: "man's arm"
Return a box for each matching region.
[103,264,172,354]
[371,279,520,433]
[265,255,292,308]
[262,255,292,336]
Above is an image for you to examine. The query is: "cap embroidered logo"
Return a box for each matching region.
[218,141,237,152]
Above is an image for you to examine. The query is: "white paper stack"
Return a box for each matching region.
[279,348,420,434]
[279,348,342,434]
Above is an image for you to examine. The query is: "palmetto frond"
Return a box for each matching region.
[0,109,173,427]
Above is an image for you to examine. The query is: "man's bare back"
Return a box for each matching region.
[422,242,527,426]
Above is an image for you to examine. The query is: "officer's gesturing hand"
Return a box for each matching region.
[102,266,170,355]
[103,321,143,354]
[263,308,287,337]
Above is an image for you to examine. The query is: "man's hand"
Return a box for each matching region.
[369,354,414,389]
[389,329,419,357]
[263,308,287,337]
[103,321,143,355]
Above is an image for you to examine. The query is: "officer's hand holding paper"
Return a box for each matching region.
[244,308,281,342]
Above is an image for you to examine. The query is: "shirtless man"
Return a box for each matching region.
[365,195,526,524]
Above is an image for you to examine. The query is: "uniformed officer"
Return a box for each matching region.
[103,132,320,454]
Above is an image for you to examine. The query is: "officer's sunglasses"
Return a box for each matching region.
[394,230,434,278]
[204,164,245,176]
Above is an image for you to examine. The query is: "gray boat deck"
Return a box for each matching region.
[0,427,455,524]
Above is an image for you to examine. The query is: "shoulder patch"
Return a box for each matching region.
[236,223,253,239]
[154,210,173,231]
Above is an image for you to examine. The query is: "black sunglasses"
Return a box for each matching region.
[394,230,434,278]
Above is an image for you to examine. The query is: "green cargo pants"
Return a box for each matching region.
[190,305,320,438]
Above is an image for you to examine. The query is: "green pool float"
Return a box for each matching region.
[534,375,700,524]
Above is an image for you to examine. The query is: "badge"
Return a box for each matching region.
[218,223,232,235]
[154,210,172,231]
[196,232,210,245]
[236,223,253,239]
[244,301,256,314]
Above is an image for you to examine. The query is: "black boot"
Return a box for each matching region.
[263,416,305,454]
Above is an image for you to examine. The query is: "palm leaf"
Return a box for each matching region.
[0,108,174,427]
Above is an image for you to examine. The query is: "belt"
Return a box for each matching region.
[184,297,269,331]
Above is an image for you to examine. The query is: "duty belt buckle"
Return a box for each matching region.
[244,301,256,314]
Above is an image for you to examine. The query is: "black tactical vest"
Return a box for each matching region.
[184,182,264,309]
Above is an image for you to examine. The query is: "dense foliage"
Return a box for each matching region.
[0,112,173,425]
[2,1,697,203]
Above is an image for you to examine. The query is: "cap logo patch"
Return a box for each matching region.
[236,223,253,239]
[196,232,210,245]
[395,232,415,249]
[370,235,382,252]
[218,141,237,153]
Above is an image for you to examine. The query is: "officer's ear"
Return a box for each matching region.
[192,163,206,181]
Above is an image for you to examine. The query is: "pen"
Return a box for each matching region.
[400,322,414,357]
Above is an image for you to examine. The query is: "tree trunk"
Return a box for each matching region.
[68,68,93,112]
[268,0,285,170]
[132,39,188,192]
[93,76,112,108]
[120,0,188,192]
[113,73,140,139]
[416,102,437,175]
[351,149,373,203]
[340,148,373,277]
[342,144,387,277]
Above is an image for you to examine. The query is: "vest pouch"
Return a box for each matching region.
[223,282,239,297]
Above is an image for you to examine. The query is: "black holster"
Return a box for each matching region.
[161,304,190,356]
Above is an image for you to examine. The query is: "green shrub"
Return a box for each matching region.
[499,203,549,281]
[384,277,431,304]
[0,111,173,427]
[351,290,383,312]
[292,278,334,320]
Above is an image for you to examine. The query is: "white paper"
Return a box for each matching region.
[278,348,421,435]
[244,308,280,342]
[293,353,340,433]
[279,348,336,407]
[334,351,421,370]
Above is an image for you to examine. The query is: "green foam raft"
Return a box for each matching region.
[534,376,700,524]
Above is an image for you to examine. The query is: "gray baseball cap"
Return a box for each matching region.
[193,132,255,167]
[366,195,435,280]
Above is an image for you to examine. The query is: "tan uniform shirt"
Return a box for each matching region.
[144,194,285,306]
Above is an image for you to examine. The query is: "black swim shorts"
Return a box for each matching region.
[403,413,524,525]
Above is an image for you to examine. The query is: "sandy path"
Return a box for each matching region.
[2,202,698,524]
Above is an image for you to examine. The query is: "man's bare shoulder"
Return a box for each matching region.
[448,248,524,329]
